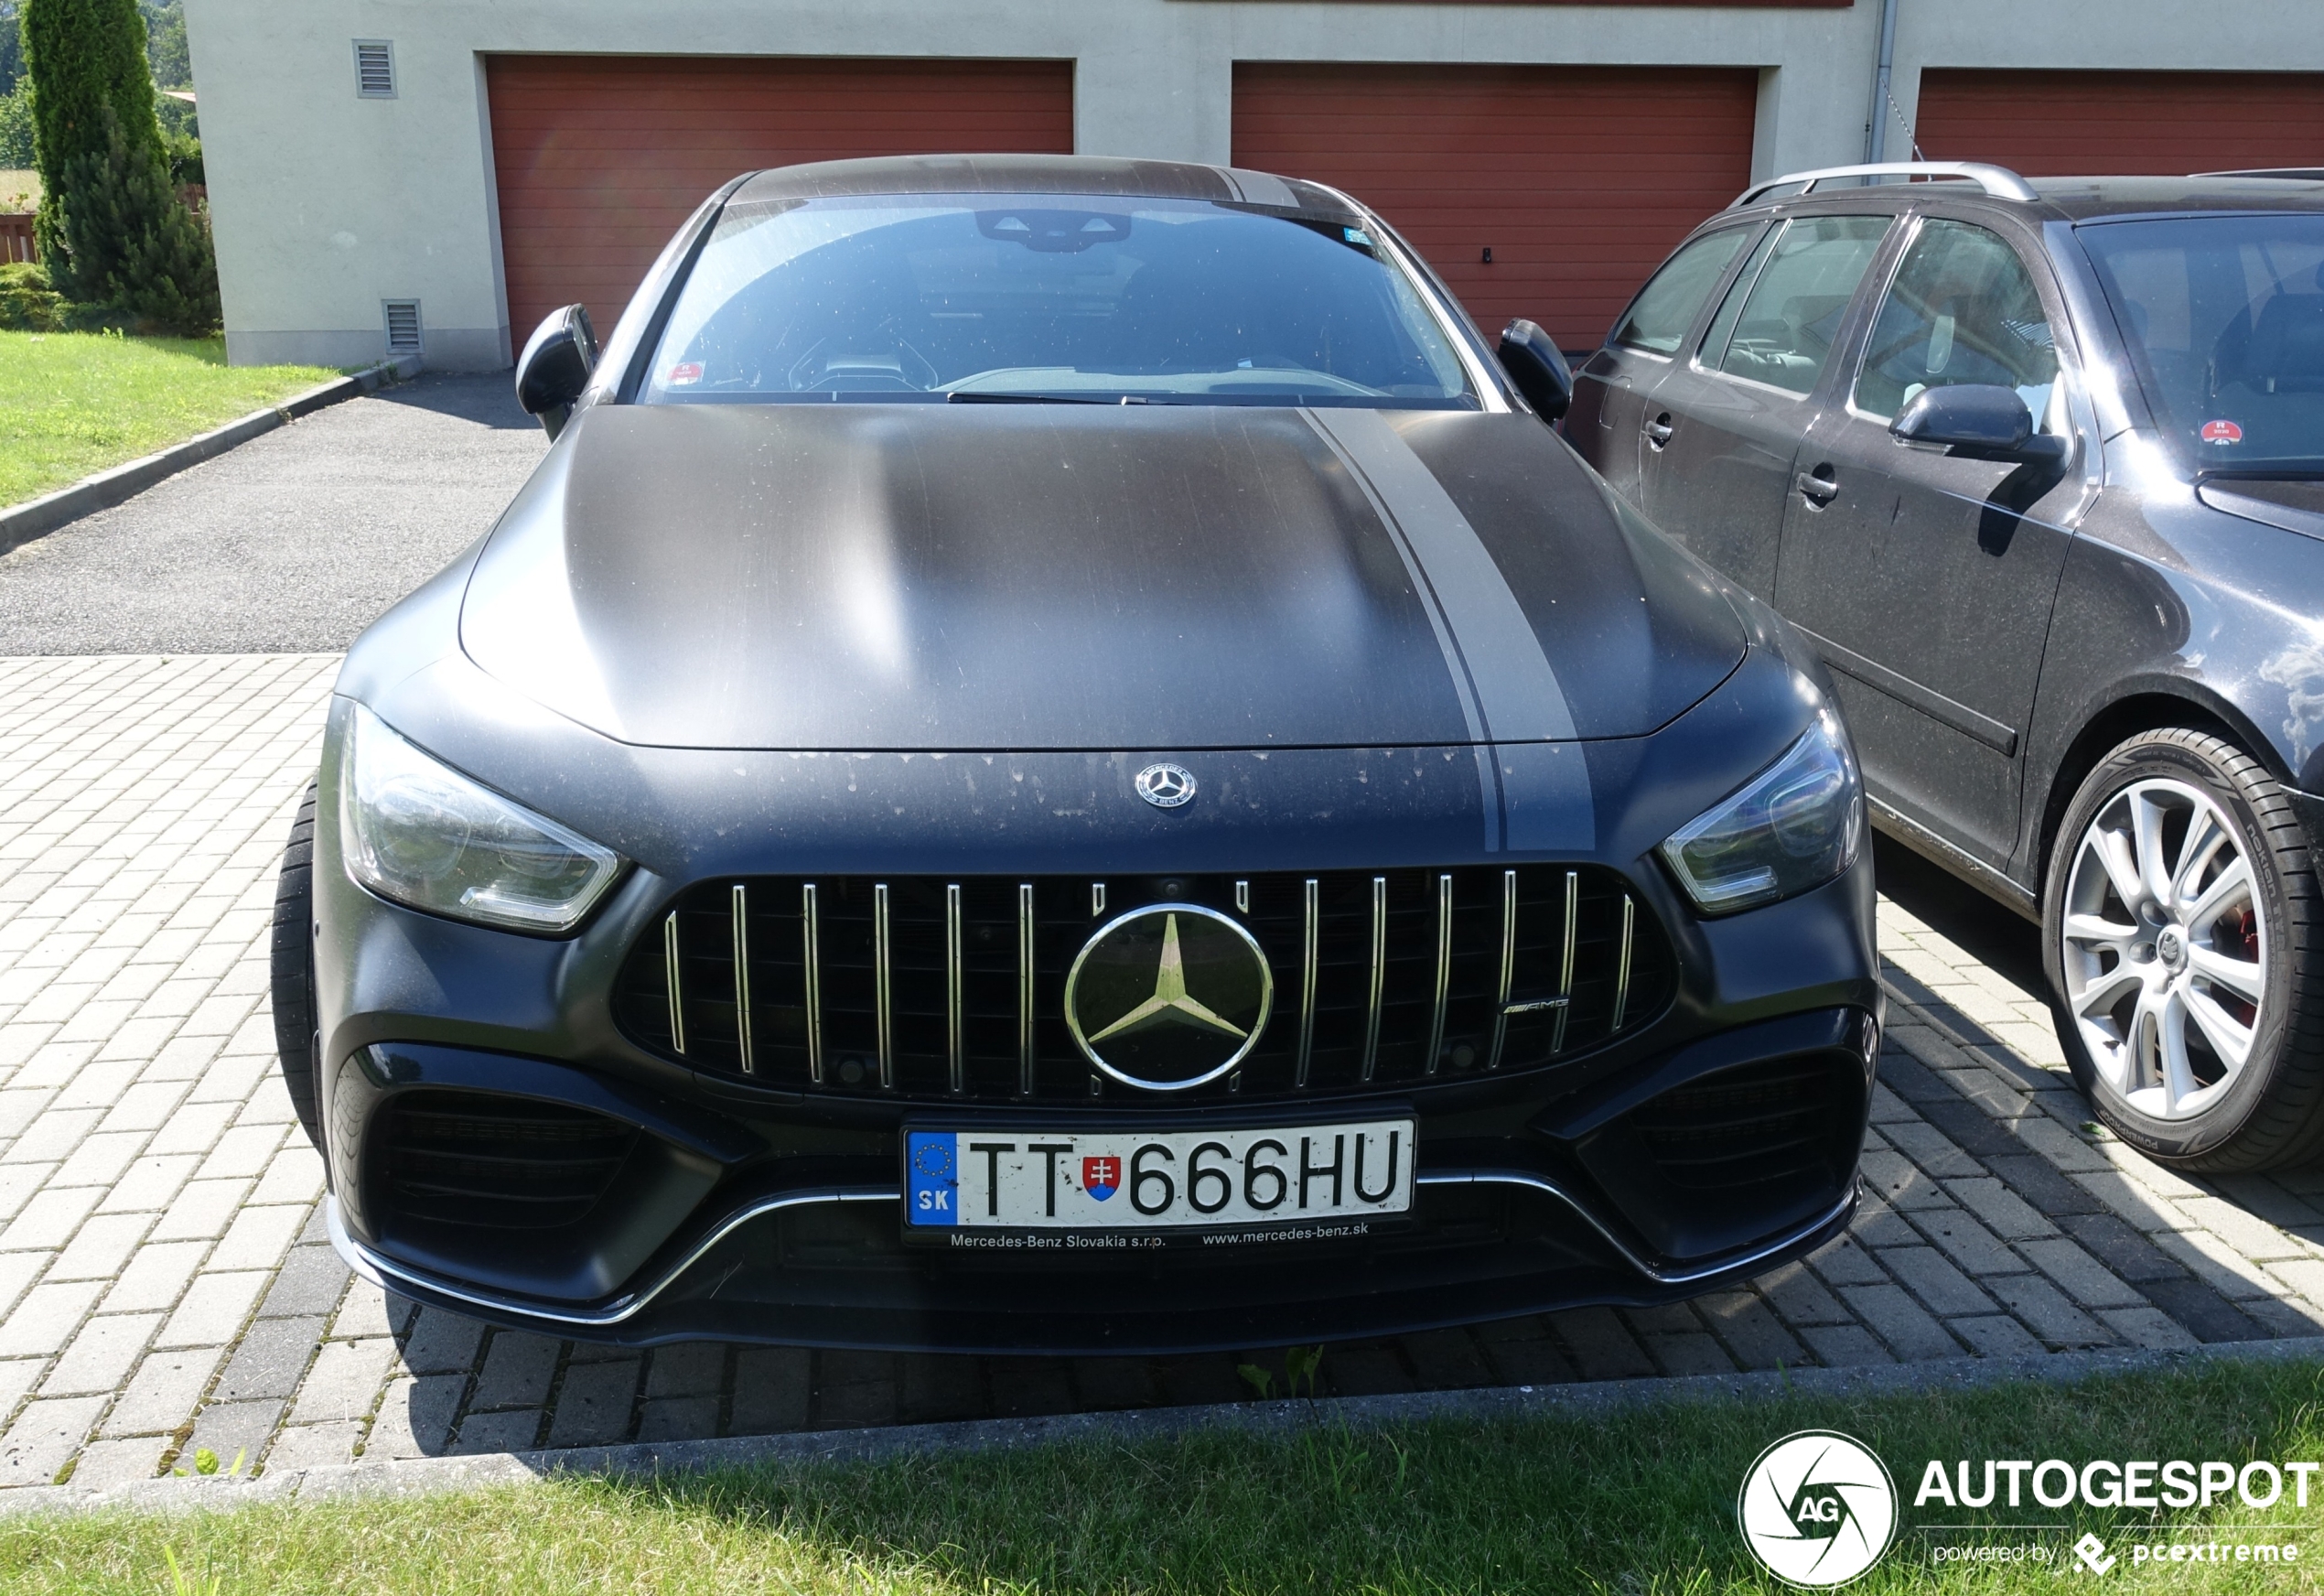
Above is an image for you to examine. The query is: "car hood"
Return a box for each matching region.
[458,403,1745,750]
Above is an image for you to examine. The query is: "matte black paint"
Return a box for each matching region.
[459,404,1743,752]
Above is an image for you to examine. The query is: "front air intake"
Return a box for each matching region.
[1626,1055,1852,1194]
[1568,1018,1873,1265]
[374,1091,638,1230]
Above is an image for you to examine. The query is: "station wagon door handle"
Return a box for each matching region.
[1643,414,1673,448]
[1796,466,1840,507]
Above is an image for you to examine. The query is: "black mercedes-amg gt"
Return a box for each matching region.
[273,155,1878,1353]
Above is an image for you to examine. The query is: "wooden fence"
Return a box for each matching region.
[0,214,33,265]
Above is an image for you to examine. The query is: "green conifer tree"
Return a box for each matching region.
[22,0,213,329]
[60,101,212,325]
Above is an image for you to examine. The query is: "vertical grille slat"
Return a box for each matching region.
[616,866,1673,1102]
[1017,883,1036,1096]
[662,911,686,1057]
[1296,877,1318,1087]
[1425,873,1452,1076]
[1489,868,1516,1071]
[802,883,823,1084]
[1553,868,1578,1056]
[731,883,755,1074]
[1614,894,1636,1031]
[1361,876,1387,1082]
[874,883,894,1091]
[945,884,964,1096]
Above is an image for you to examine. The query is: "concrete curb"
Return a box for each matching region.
[12,1334,2324,1517]
[0,353,425,556]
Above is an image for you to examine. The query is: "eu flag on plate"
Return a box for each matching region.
[908,1132,958,1225]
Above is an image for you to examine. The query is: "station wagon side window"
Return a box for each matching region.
[1855,219,2060,426]
[1697,215,1894,395]
[1609,226,1758,356]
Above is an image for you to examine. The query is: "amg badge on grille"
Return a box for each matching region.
[1065,905,1273,1089]
[1134,762,1197,808]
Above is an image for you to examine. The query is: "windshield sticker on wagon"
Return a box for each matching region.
[2201,418,2244,443]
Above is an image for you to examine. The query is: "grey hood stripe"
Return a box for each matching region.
[1304,408,1594,853]
[1305,409,1579,742]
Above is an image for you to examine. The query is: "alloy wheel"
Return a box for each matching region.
[2058,777,2267,1121]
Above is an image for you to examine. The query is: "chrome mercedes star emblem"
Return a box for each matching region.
[1135,762,1197,809]
[1064,904,1273,1090]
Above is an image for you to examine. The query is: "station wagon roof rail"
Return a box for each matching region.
[2191,167,2324,181]
[1732,161,2038,208]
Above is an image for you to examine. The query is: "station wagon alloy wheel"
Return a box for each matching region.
[2044,728,2324,1172]
[2060,777,2265,1121]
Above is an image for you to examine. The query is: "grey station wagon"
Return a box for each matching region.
[1565,161,2324,1173]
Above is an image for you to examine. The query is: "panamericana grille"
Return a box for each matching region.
[615,868,1673,1103]
[375,1092,640,1229]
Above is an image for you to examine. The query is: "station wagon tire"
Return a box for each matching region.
[269,780,325,1154]
[2044,728,2324,1172]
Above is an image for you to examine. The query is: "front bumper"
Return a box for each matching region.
[319,924,1878,1352]
[315,631,1881,1352]
[330,1170,1859,1353]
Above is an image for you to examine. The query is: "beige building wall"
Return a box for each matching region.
[180,0,2324,371]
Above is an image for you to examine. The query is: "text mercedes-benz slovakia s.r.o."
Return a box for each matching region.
[272,156,1877,1351]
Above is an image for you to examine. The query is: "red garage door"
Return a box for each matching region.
[1916,70,2324,177]
[1232,64,1758,350]
[487,56,1075,343]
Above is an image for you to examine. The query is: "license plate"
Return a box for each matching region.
[903,1119,1415,1240]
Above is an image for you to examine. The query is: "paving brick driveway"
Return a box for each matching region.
[9,653,2324,1491]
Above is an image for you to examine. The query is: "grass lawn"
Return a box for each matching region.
[9,1359,2324,1593]
[0,331,344,510]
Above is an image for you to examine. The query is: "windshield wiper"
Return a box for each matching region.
[946,392,1122,404]
[2193,463,2324,482]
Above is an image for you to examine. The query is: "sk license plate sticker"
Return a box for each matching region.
[904,1120,1415,1240]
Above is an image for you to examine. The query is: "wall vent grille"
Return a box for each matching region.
[354,40,395,99]
[382,300,422,353]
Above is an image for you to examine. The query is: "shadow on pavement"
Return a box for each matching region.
[371,370,537,431]
[1872,833,2047,998]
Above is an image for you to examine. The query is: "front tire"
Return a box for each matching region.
[270,780,325,1154]
[2044,728,2324,1171]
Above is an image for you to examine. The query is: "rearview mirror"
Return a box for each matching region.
[1497,319,1573,423]
[1890,383,2068,465]
[515,304,598,439]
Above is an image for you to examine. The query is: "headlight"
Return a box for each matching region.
[1659,708,1862,916]
[339,702,623,933]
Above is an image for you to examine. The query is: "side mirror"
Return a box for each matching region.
[1890,383,2068,465]
[1497,318,1573,423]
[515,303,598,439]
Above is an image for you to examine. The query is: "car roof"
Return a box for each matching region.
[726,154,1360,217]
[2023,174,2324,219]
[1725,172,2324,225]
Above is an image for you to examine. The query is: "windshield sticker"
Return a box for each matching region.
[1343,227,1372,246]
[2201,418,2244,444]
[666,361,704,387]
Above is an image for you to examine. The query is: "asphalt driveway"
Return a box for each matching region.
[0,375,546,656]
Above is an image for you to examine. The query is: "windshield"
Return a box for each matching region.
[2080,214,2324,474]
[640,193,1476,407]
